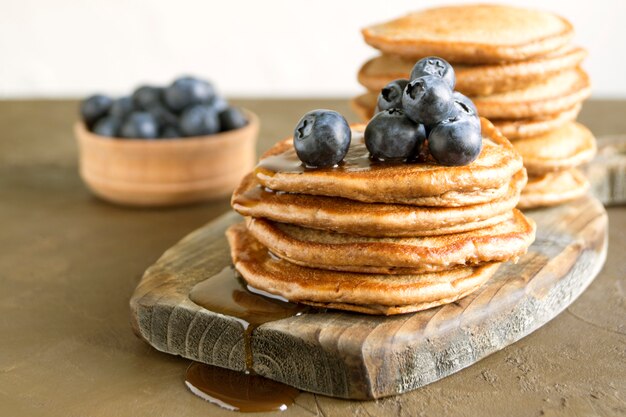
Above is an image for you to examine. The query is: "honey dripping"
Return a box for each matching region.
[187,266,309,412]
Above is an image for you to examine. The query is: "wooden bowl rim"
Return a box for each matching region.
[75,108,259,149]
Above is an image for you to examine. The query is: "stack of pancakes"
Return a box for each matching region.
[353,4,596,209]
[228,119,536,315]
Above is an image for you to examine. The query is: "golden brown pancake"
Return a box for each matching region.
[358,47,587,96]
[361,5,573,64]
[518,168,589,209]
[472,68,590,120]
[353,69,590,122]
[254,119,523,206]
[232,170,526,237]
[245,209,535,275]
[227,223,501,315]
[512,122,596,175]
[492,105,581,140]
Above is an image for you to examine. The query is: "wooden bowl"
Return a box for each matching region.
[75,109,259,207]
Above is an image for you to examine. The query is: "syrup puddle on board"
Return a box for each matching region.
[186,266,311,412]
[185,362,300,413]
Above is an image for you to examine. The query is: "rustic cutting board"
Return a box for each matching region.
[130,195,607,400]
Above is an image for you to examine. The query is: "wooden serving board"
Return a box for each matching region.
[130,195,607,400]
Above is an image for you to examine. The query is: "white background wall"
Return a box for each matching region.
[1,0,624,98]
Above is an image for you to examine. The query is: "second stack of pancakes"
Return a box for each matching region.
[353,4,597,209]
[229,120,536,315]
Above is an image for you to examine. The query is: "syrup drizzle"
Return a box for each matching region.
[256,142,412,177]
[186,266,309,411]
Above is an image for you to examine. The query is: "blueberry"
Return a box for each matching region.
[108,96,134,119]
[376,79,408,112]
[410,56,455,90]
[453,92,478,117]
[447,94,481,132]
[147,105,178,127]
[92,116,121,137]
[80,94,112,128]
[120,112,159,139]
[402,75,454,126]
[132,86,163,110]
[179,104,220,136]
[219,107,247,131]
[293,110,351,168]
[428,114,483,166]
[209,95,229,113]
[164,76,215,113]
[161,125,182,138]
[364,108,426,161]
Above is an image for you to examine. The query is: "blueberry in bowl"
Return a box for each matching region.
[75,75,259,206]
[92,116,121,137]
[120,112,159,139]
[80,94,113,128]
[180,105,221,136]
[132,86,164,110]
[77,75,250,140]
[164,76,215,113]
[219,107,248,131]
[108,96,134,120]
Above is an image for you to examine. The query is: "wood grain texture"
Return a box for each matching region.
[587,135,626,206]
[130,195,607,400]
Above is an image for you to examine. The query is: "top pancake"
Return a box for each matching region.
[358,46,587,96]
[255,118,523,206]
[362,5,573,64]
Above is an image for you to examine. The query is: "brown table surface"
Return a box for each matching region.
[0,99,625,417]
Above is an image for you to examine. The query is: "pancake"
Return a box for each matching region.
[354,68,590,122]
[255,119,523,206]
[245,209,535,275]
[227,223,501,315]
[232,169,526,237]
[358,46,587,96]
[512,122,596,175]
[492,105,581,140]
[518,168,589,209]
[472,68,591,120]
[361,5,573,64]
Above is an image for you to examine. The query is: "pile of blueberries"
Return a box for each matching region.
[292,57,481,168]
[80,76,247,139]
